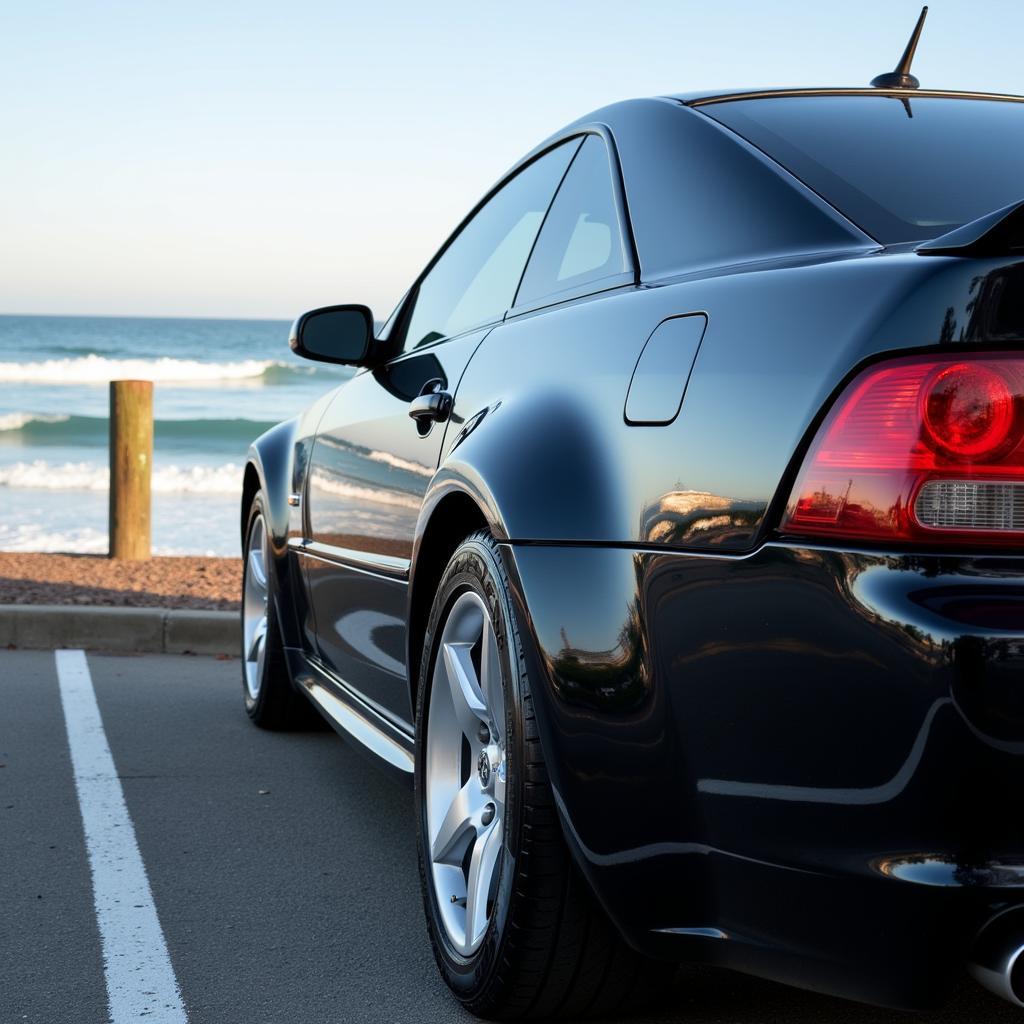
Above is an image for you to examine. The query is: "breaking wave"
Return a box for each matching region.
[0,412,275,447]
[0,460,242,494]
[0,354,327,385]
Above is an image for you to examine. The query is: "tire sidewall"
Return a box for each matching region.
[415,536,524,998]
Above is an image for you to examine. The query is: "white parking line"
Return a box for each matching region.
[55,649,188,1024]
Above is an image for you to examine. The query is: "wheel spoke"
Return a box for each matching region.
[261,525,272,594]
[255,627,267,681]
[431,778,482,865]
[465,821,502,949]
[247,615,266,662]
[493,764,506,813]
[442,641,488,739]
[479,622,503,745]
[248,547,266,590]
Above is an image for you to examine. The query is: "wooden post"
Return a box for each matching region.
[108,379,153,560]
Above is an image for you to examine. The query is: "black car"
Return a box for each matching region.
[241,75,1024,1017]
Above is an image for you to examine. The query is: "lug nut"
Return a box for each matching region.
[478,722,490,743]
[482,803,495,826]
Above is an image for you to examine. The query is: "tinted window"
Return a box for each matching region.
[401,140,579,350]
[515,135,628,309]
[703,96,1024,243]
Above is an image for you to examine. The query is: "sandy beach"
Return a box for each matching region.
[0,553,241,610]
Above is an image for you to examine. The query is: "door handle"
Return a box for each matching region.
[408,390,452,423]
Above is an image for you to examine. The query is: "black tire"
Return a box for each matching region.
[415,530,674,1020]
[241,492,316,730]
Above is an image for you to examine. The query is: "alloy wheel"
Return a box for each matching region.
[425,590,507,956]
[243,512,269,701]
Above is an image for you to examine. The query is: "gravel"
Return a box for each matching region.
[0,553,241,610]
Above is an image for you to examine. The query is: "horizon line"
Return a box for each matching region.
[0,310,294,323]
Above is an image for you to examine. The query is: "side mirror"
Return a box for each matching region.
[289,304,375,366]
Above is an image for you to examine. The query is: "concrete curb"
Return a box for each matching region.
[0,605,237,656]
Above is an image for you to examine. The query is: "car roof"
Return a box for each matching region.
[670,87,1024,107]
[477,87,1024,287]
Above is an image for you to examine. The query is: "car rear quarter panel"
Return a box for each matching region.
[501,539,1024,1006]
[444,252,1007,553]
[437,252,1024,1005]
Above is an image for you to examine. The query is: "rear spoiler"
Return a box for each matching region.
[917,200,1024,257]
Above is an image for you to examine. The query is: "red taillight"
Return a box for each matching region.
[781,354,1024,545]
[921,362,1015,458]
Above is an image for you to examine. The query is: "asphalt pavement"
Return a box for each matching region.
[0,649,1017,1024]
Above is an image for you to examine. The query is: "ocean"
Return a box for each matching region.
[0,315,353,556]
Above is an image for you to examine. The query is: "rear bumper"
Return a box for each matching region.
[502,541,1024,1008]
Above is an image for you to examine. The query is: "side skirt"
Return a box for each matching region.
[284,647,415,783]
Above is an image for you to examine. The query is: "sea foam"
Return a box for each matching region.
[0,522,110,554]
[0,354,293,384]
[0,460,242,494]
[0,521,215,555]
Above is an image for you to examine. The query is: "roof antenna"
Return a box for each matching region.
[870,6,928,89]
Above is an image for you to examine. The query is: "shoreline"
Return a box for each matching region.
[0,553,241,611]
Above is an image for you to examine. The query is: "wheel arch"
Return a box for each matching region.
[406,485,491,717]
[406,443,621,933]
[242,417,305,650]
[241,417,299,551]
[405,379,624,718]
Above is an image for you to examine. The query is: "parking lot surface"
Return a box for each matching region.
[0,649,1017,1023]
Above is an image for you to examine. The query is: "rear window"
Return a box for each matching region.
[701,95,1024,244]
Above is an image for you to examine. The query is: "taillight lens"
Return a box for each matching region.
[921,363,1015,458]
[780,354,1024,545]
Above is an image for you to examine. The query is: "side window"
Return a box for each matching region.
[400,140,580,351]
[514,135,628,310]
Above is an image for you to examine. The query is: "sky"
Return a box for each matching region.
[2,0,1023,321]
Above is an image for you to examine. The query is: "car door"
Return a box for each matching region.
[301,138,582,729]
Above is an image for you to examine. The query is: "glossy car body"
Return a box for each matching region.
[243,87,1024,1010]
